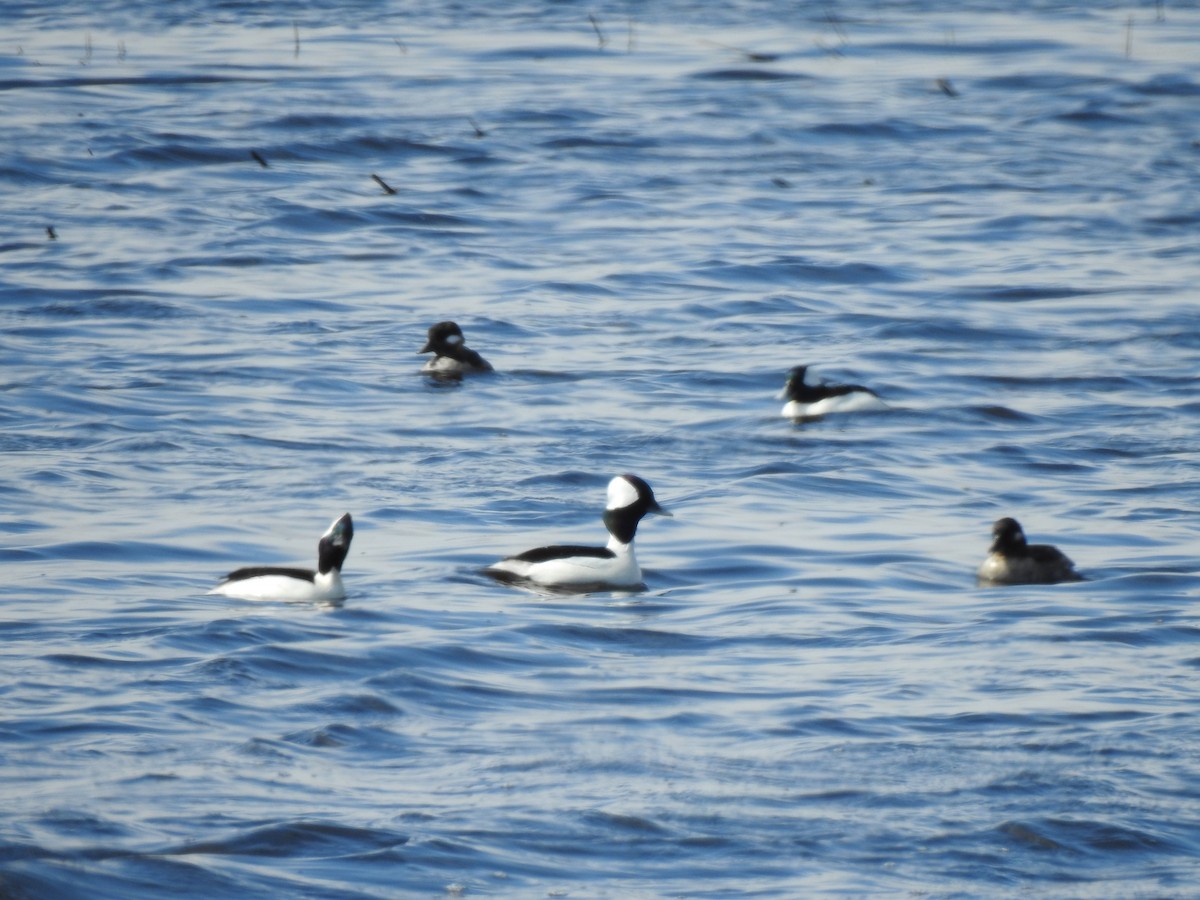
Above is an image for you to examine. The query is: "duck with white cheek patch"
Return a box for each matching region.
[485,474,671,592]
[419,321,493,377]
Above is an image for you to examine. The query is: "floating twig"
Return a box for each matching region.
[468,117,486,138]
[46,226,57,240]
[1124,15,1134,58]
[588,14,608,49]
[822,3,848,44]
[372,173,397,195]
[394,36,407,54]
[80,31,92,65]
[251,150,269,168]
[936,78,959,97]
[293,21,300,59]
[117,40,126,62]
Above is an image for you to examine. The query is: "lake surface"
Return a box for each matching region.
[3,1,1200,896]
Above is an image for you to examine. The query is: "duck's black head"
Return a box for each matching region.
[989,517,1026,554]
[420,321,465,355]
[782,365,811,400]
[317,512,354,574]
[602,474,671,544]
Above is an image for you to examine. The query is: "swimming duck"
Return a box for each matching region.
[977,517,1082,585]
[210,513,354,601]
[419,321,493,377]
[779,364,886,420]
[485,474,670,591]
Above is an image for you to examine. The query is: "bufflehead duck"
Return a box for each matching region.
[779,365,886,420]
[485,474,671,591]
[977,517,1082,586]
[419,321,493,377]
[210,513,354,602]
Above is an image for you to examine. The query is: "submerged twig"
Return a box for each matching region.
[822,3,848,44]
[936,78,959,97]
[371,173,397,195]
[588,14,608,49]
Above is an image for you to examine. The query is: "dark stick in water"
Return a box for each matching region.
[372,174,397,195]
[588,14,607,49]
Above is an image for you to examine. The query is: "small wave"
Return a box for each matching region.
[169,820,408,858]
[0,74,267,92]
[473,44,607,62]
[1133,74,1200,97]
[978,72,1120,92]
[998,817,1178,856]
[693,68,813,81]
[1054,104,1138,127]
[967,405,1037,422]
[961,284,1104,302]
[19,540,221,564]
[698,256,904,286]
[581,810,670,835]
[109,142,251,168]
[541,135,657,150]
[519,622,712,654]
[808,118,967,139]
[21,292,186,321]
[864,38,1066,56]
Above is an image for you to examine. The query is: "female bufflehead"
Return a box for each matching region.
[210,513,354,602]
[485,474,671,591]
[977,517,1082,586]
[419,321,493,377]
[779,365,886,420]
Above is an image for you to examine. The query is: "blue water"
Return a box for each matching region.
[3,2,1200,896]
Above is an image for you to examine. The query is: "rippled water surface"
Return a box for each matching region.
[3,1,1200,896]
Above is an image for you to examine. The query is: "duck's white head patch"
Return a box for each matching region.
[607,475,640,510]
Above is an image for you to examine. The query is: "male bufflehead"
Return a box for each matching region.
[779,365,886,420]
[977,517,1082,586]
[419,321,493,377]
[485,474,671,591]
[210,513,354,602]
